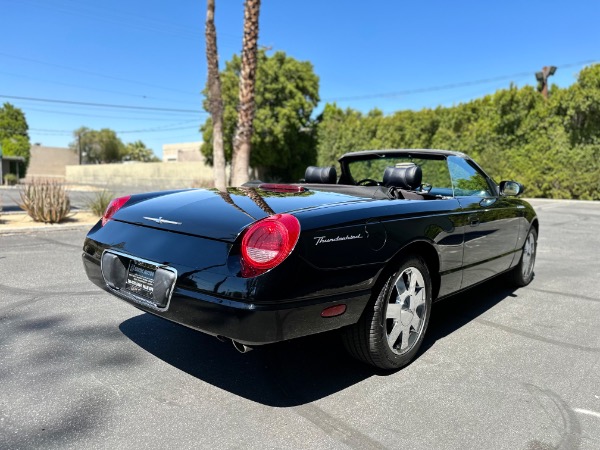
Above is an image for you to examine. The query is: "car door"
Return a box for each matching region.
[447,156,521,289]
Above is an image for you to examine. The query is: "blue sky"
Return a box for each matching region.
[1,0,598,158]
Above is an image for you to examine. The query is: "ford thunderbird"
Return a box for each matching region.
[82,149,538,370]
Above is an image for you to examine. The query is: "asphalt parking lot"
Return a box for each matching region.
[1,199,599,450]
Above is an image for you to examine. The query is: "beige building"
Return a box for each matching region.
[26,145,79,180]
[162,142,204,162]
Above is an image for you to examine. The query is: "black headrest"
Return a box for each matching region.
[383,163,422,190]
[304,166,337,184]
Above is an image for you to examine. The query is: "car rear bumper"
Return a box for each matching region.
[82,252,371,345]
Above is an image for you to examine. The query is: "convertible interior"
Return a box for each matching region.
[299,164,437,200]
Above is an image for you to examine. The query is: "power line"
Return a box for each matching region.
[322,59,598,102]
[0,94,206,113]
[4,58,597,130]
[143,133,202,143]
[15,0,244,44]
[0,70,201,106]
[1,121,200,136]
[0,52,200,96]
[23,107,198,121]
[36,125,199,135]
[15,0,202,41]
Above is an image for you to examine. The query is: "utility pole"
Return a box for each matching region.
[535,66,557,99]
[77,131,85,165]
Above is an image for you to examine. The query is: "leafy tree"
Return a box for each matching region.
[560,64,600,145]
[123,140,159,162]
[71,127,125,164]
[201,50,320,181]
[0,103,31,174]
[316,105,382,167]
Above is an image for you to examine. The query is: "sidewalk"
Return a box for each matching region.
[0,210,99,235]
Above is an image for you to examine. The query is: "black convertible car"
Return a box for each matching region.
[82,149,538,370]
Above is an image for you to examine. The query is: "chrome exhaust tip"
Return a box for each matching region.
[232,340,253,353]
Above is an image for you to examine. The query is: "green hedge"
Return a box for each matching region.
[316,65,600,200]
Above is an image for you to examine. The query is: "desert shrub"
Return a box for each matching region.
[19,180,71,223]
[87,190,114,217]
[4,173,18,185]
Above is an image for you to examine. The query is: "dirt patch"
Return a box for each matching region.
[0,210,99,230]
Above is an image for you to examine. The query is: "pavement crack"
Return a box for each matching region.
[264,348,385,450]
[524,383,582,450]
[476,318,600,353]
[0,296,44,316]
[528,287,600,303]
[31,236,83,249]
[292,403,386,450]
[0,283,104,306]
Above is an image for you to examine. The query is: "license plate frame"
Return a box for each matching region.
[101,250,177,311]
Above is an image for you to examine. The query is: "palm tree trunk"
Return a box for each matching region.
[231,0,261,186]
[241,187,275,215]
[205,0,227,190]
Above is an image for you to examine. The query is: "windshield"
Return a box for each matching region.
[345,154,453,195]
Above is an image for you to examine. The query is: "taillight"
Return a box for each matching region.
[240,214,300,278]
[102,195,131,226]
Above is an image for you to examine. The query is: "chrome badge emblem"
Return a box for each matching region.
[314,234,363,245]
[143,216,182,225]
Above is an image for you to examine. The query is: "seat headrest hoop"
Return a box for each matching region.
[382,163,422,190]
[304,166,337,184]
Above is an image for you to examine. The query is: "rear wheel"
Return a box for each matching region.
[509,227,537,287]
[343,255,432,370]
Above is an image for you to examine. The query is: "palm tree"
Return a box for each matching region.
[241,187,275,215]
[205,0,227,190]
[231,0,261,186]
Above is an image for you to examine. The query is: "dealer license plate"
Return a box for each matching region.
[125,260,156,301]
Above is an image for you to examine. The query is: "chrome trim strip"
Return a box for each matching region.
[100,249,178,312]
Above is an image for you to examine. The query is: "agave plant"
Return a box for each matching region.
[87,190,114,217]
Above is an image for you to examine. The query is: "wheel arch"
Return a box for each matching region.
[376,239,441,301]
[531,217,539,236]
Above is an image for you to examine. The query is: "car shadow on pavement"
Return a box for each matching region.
[119,274,520,407]
[422,275,519,354]
[119,314,374,407]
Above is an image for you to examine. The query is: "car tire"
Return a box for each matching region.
[509,227,537,287]
[343,255,432,370]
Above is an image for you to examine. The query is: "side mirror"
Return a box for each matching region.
[499,180,524,196]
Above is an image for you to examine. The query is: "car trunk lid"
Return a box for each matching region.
[112,187,372,242]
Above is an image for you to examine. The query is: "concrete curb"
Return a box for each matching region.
[0,211,98,235]
[0,222,96,235]
[525,198,599,204]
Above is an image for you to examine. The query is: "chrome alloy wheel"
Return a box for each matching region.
[385,267,427,355]
[521,231,536,280]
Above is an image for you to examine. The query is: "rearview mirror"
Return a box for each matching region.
[499,180,524,196]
